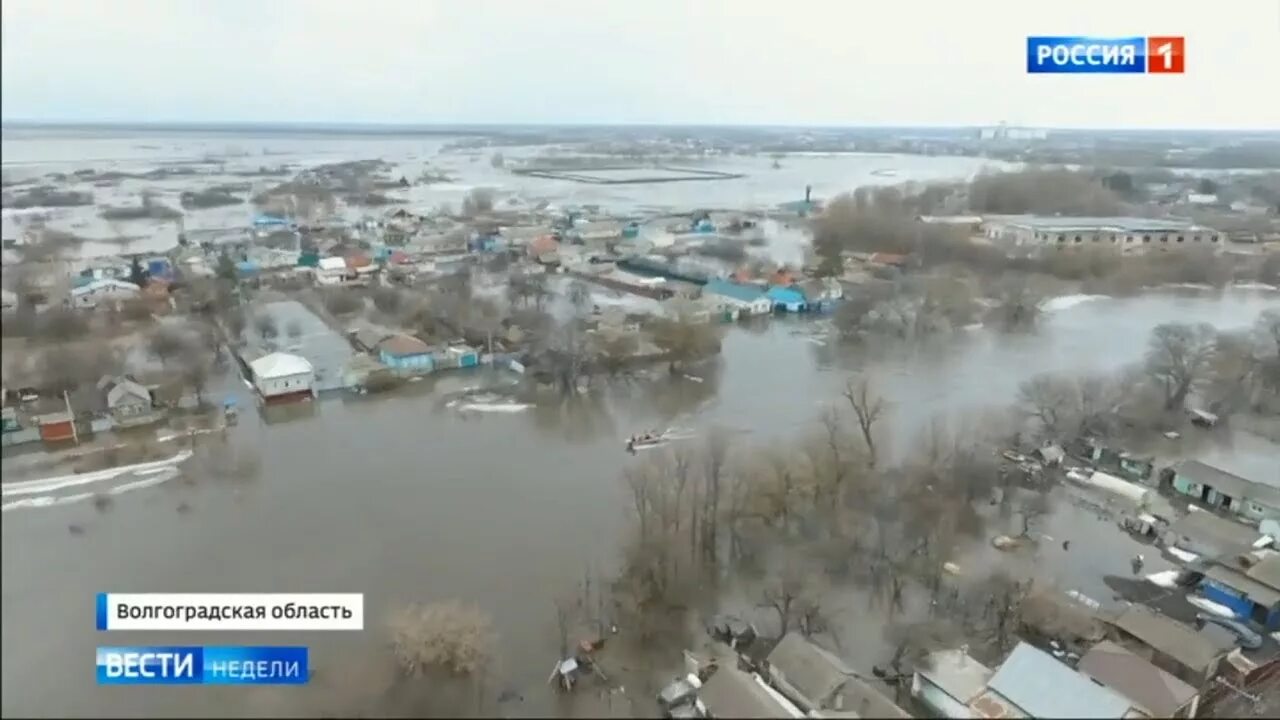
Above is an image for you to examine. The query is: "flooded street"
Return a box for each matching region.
[2,284,1276,717]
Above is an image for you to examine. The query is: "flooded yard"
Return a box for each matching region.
[2,284,1276,717]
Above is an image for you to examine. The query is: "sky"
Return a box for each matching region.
[2,0,1279,129]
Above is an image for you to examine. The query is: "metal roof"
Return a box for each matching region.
[1167,510,1262,553]
[249,352,313,379]
[766,633,851,709]
[704,279,766,303]
[1203,563,1280,607]
[1078,640,1198,717]
[985,643,1134,718]
[919,649,994,704]
[1109,607,1224,674]
[1175,460,1280,508]
[698,667,798,719]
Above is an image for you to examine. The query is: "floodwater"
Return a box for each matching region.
[2,284,1277,717]
[2,128,1277,716]
[2,127,1009,259]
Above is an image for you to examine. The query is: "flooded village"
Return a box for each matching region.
[3,125,1280,718]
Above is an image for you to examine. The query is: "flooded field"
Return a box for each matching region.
[2,281,1276,717]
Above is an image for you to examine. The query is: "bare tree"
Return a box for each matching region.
[843,375,886,468]
[1016,489,1052,538]
[388,601,496,677]
[759,560,829,638]
[1017,373,1075,439]
[254,314,279,340]
[566,280,591,317]
[651,313,722,373]
[176,342,211,405]
[460,188,495,217]
[1145,322,1217,410]
[148,327,187,368]
[489,152,505,169]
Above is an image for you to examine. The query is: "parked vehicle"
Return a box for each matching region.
[1195,612,1263,650]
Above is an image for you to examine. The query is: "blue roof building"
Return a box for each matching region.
[703,279,772,315]
[766,285,807,312]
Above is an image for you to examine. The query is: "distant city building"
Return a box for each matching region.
[979,123,1048,141]
[981,215,1223,254]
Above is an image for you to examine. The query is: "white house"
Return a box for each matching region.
[316,256,351,286]
[69,279,142,308]
[249,352,314,401]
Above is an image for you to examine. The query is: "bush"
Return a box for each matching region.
[388,601,496,676]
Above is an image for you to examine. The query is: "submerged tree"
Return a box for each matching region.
[388,601,496,677]
[1144,322,1216,410]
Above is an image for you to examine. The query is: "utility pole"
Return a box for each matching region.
[63,390,79,445]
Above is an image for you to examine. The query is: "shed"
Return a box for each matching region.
[765,633,852,711]
[1078,640,1200,718]
[982,642,1136,718]
[911,648,993,719]
[1164,510,1262,559]
[697,666,801,719]
[1108,606,1227,684]
[35,411,75,442]
[1171,460,1280,523]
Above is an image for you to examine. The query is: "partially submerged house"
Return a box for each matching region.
[763,633,908,717]
[765,285,807,313]
[1107,606,1230,686]
[248,352,315,403]
[98,376,161,427]
[376,334,434,375]
[703,279,772,316]
[1168,460,1280,525]
[1078,640,1201,718]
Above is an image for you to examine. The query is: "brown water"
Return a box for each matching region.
[2,286,1277,717]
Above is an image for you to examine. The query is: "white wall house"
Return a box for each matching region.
[249,352,315,400]
[316,256,351,287]
[69,279,141,308]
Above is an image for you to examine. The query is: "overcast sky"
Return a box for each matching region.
[3,0,1278,129]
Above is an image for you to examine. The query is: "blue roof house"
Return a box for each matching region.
[376,334,434,375]
[766,285,808,313]
[703,279,772,316]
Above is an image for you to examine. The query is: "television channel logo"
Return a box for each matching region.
[96,646,309,685]
[1026,36,1184,74]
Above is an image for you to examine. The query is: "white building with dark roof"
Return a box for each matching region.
[982,215,1224,255]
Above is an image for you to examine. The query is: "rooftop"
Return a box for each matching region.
[919,649,993,705]
[698,666,801,719]
[984,642,1135,719]
[376,333,431,357]
[987,215,1212,233]
[1167,510,1263,553]
[1109,606,1224,675]
[249,351,314,379]
[1175,460,1280,507]
[704,278,766,303]
[766,633,852,708]
[1078,640,1198,718]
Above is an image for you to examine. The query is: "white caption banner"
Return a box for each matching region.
[98,593,364,631]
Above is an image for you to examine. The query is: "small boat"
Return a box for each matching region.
[626,429,670,452]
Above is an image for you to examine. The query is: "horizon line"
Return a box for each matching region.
[3,118,1278,135]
